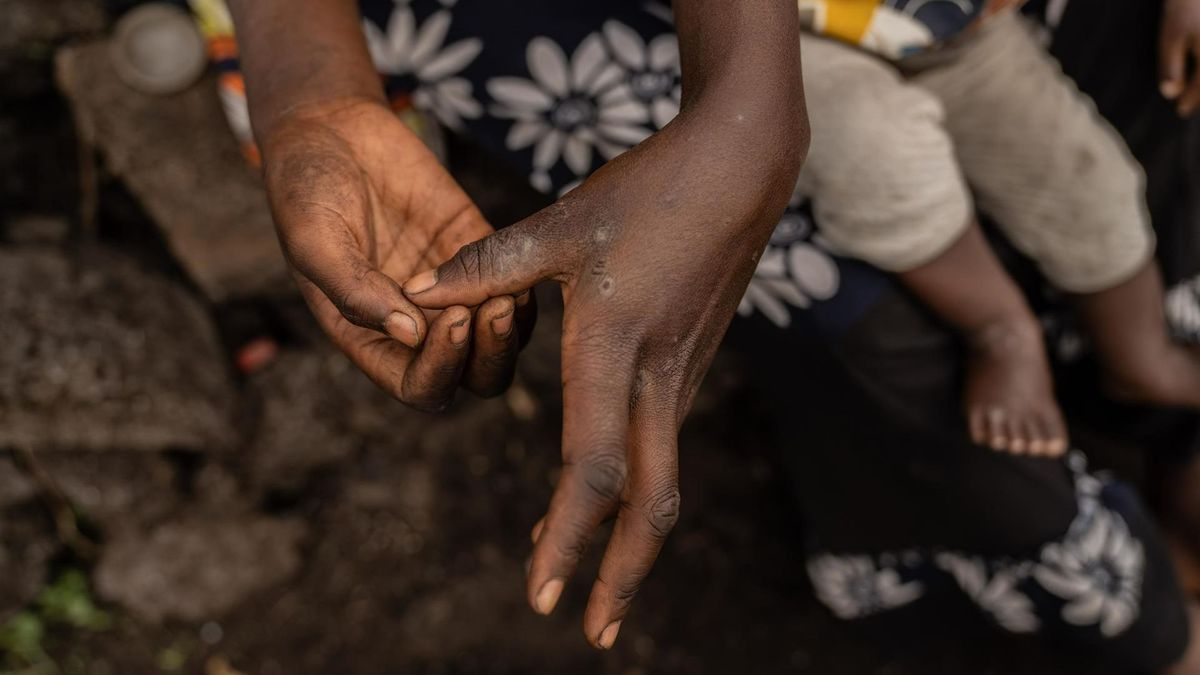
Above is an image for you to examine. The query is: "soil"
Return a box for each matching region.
[0,4,1132,674]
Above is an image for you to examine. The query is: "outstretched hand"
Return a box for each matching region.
[403,109,804,648]
[1161,0,1200,116]
[262,98,533,410]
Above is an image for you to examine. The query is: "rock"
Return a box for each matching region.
[37,452,179,534]
[0,504,57,620]
[0,0,105,53]
[95,516,306,622]
[55,40,290,302]
[3,214,71,245]
[0,247,235,452]
[245,349,379,493]
[0,455,37,509]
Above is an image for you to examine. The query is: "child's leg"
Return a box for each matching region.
[909,13,1200,408]
[897,223,1067,454]
[1077,263,1200,407]
[795,32,1066,454]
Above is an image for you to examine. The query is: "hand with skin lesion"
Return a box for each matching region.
[1160,0,1200,116]
[263,97,534,409]
[401,88,807,646]
[229,0,804,650]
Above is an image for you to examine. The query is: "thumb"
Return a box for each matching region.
[286,229,427,348]
[402,220,560,308]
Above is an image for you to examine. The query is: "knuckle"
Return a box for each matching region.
[578,451,627,503]
[454,240,486,284]
[643,486,681,537]
[550,532,589,563]
[597,572,640,604]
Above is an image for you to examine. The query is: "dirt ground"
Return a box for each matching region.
[0,4,1134,674]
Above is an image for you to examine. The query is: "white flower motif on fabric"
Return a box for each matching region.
[488,34,652,191]
[601,21,682,129]
[738,188,840,327]
[363,7,483,130]
[1033,506,1144,637]
[807,554,924,620]
[935,553,1040,633]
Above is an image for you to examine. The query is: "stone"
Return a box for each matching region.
[0,247,235,452]
[55,40,290,302]
[0,505,56,621]
[95,516,306,622]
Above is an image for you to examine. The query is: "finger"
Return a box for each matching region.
[584,406,679,649]
[527,347,636,617]
[1178,39,1200,116]
[463,296,519,397]
[531,517,546,545]
[515,290,538,350]
[403,217,565,309]
[1160,27,1187,101]
[399,306,473,411]
[283,217,427,348]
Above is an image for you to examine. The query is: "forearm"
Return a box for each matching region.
[673,0,808,155]
[226,0,384,144]
[663,0,807,233]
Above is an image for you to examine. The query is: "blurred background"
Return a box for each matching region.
[0,1,1166,674]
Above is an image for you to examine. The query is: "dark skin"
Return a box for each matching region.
[227,0,533,411]
[1162,0,1200,116]
[898,222,1067,456]
[227,0,805,649]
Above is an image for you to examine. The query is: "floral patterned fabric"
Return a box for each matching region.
[200,1,1191,667]
[807,454,1150,640]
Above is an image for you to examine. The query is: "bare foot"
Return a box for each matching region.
[963,320,1068,456]
[1161,601,1200,675]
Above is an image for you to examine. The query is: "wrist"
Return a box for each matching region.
[258,95,387,159]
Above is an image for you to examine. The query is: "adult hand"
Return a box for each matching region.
[262,98,533,410]
[1160,0,1200,116]
[403,104,806,647]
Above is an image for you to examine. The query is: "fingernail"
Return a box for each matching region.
[450,317,470,346]
[1162,80,1183,99]
[530,518,545,544]
[492,311,514,337]
[598,621,622,649]
[384,312,420,347]
[404,269,438,295]
[534,578,563,615]
[516,291,532,307]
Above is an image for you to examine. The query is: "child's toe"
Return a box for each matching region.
[987,408,1009,450]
